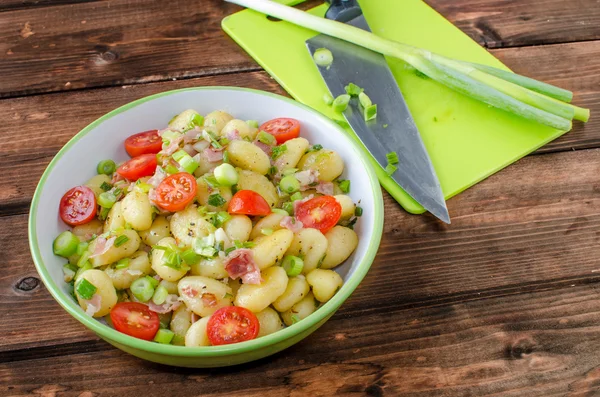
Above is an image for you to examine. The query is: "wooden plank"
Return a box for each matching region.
[2,283,600,396]
[0,0,599,97]
[0,0,101,12]
[427,0,600,48]
[6,148,600,352]
[0,40,598,215]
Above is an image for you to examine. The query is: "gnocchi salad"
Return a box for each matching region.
[53,109,362,346]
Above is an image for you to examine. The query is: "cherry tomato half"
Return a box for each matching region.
[259,117,300,144]
[110,302,160,341]
[295,195,341,234]
[124,130,162,157]
[207,306,260,346]
[155,172,197,212]
[59,185,97,226]
[116,153,158,180]
[228,190,271,216]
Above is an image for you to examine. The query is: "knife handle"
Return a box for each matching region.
[325,0,361,22]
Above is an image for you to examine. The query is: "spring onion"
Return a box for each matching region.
[153,328,175,344]
[213,163,239,187]
[272,208,289,216]
[172,150,199,174]
[271,144,288,159]
[308,144,323,152]
[114,235,129,247]
[358,92,372,108]
[227,0,590,130]
[53,231,80,257]
[191,113,204,128]
[115,258,130,269]
[216,211,231,227]
[338,179,350,193]
[63,263,77,283]
[355,206,363,217]
[208,193,227,207]
[385,163,397,175]
[364,104,377,121]
[130,277,155,302]
[77,250,91,268]
[98,191,117,209]
[204,175,220,188]
[290,192,303,202]
[282,202,294,215]
[282,168,298,176]
[279,175,300,194]
[345,83,363,97]
[323,93,334,105]
[75,278,97,300]
[223,150,230,164]
[313,47,333,67]
[181,249,201,265]
[247,120,259,128]
[332,94,351,113]
[74,262,92,281]
[261,228,274,236]
[97,159,116,175]
[100,181,112,191]
[165,164,179,175]
[152,285,169,305]
[281,255,304,276]
[257,130,276,145]
[386,151,399,165]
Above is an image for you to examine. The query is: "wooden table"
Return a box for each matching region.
[1,0,600,395]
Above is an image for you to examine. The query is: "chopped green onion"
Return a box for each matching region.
[192,113,204,128]
[152,285,169,305]
[355,206,363,217]
[135,181,152,193]
[181,249,200,265]
[208,193,227,207]
[279,175,300,194]
[98,206,109,221]
[261,228,273,236]
[114,235,129,247]
[313,48,333,67]
[76,278,97,300]
[165,164,179,175]
[268,166,278,176]
[100,181,112,191]
[204,175,220,188]
[308,144,323,152]
[213,163,239,187]
[323,93,334,105]
[282,202,294,215]
[63,263,77,283]
[216,211,231,227]
[271,144,288,160]
[246,120,259,128]
[153,328,175,344]
[53,231,80,257]
[385,163,397,175]
[332,94,351,113]
[386,151,399,165]
[257,130,276,145]
[224,246,236,255]
[164,250,183,269]
[338,180,350,193]
[290,192,303,202]
[97,159,116,175]
[172,150,199,174]
[145,275,159,288]
[223,151,230,164]
[162,130,182,146]
[98,191,117,209]
[74,262,93,281]
[345,83,363,97]
[281,255,304,276]
[115,258,130,269]
[358,92,372,108]
[77,251,91,268]
[364,104,377,121]
[272,208,289,216]
[291,314,300,324]
[383,124,389,129]
[219,137,230,146]
[130,277,155,302]
[282,168,298,176]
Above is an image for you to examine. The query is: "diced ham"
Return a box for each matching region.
[193,140,211,153]
[84,294,102,317]
[315,181,334,196]
[182,144,196,156]
[295,170,320,191]
[224,249,261,285]
[147,294,181,314]
[293,194,314,214]
[280,216,304,233]
[201,293,218,307]
[147,166,167,188]
[226,129,241,141]
[181,285,198,298]
[203,147,224,163]
[183,127,201,143]
[162,135,184,156]
[89,236,116,258]
[111,172,125,184]
[253,140,272,156]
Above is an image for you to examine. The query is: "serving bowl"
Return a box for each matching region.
[28,87,384,367]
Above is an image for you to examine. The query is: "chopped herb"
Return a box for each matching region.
[219,137,230,146]
[224,246,236,255]
[344,83,363,97]
[76,278,97,300]
[223,150,230,163]
[98,206,110,221]
[308,144,323,153]
[323,93,334,105]
[257,130,276,145]
[204,175,220,188]
[165,164,179,174]
[115,258,130,269]
[384,163,397,175]
[332,94,351,113]
[208,193,227,207]
[114,235,129,247]
[181,249,200,265]
[338,179,350,193]
[354,206,363,217]
[386,151,399,165]
[268,166,278,176]
[100,181,112,191]
[290,192,303,202]
[271,144,288,160]
[216,211,231,227]
[313,48,333,67]
[358,92,372,108]
[282,168,298,176]
[346,216,358,230]
[383,124,389,128]
[282,202,294,215]
[364,104,377,121]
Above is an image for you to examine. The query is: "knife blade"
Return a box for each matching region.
[305,2,450,224]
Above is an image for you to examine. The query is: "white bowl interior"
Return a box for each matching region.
[32,88,378,318]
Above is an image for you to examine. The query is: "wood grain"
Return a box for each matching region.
[2,283,600,396]
[0,0,102,12]
[427,0,600,48]
[6,148,600,352]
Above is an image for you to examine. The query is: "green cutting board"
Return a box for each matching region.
[222,0,567,215]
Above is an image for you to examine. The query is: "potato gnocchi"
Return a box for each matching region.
[53,109,362,347]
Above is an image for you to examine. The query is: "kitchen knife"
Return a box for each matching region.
[306,0,450,223]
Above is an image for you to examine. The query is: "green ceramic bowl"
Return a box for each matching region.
[28,87,384,367]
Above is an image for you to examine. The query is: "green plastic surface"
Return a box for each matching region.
[222,0,568,214]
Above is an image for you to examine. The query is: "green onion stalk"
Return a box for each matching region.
[226,0,590,130]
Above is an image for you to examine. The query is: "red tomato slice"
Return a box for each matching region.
[59,186,97,226]
[110,302,160,341]
[295,195,341,234]
[155,172,197,212]
[124,130,162,157]
[116,153,158,180]
[207,306,260,346]
[228,190,271,216]
[260,118,300,144]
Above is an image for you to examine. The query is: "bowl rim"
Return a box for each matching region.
[28,86,384,357]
